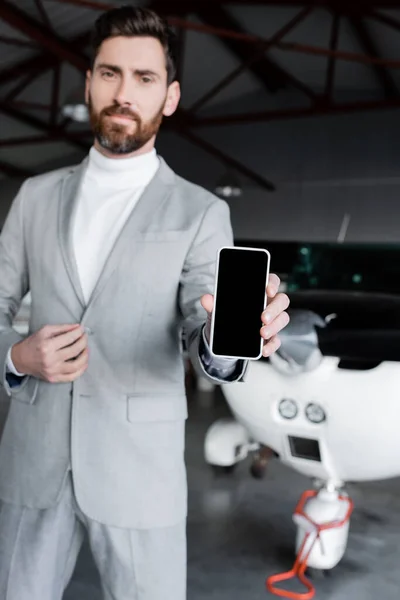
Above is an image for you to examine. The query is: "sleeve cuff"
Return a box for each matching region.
[6,345,26,377]
[200,326,239,377]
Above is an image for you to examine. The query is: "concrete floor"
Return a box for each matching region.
[62,386,400,600]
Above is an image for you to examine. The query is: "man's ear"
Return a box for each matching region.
[85,69,91,105]
[163,81,181,117]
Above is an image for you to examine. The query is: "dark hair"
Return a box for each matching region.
[90,5,178,85]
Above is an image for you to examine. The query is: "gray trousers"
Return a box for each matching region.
[0,473,186,600]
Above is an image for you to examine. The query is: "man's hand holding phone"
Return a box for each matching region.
[201,273,290,358]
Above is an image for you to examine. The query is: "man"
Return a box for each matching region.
[0,6,290,600]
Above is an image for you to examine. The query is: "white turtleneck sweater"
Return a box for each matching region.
[73,146,160,303]
[8,147,237,378]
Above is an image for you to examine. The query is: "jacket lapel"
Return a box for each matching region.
[58,158,88,310]
[82,157,176,315]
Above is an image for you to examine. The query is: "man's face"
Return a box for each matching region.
[86,36,180,156]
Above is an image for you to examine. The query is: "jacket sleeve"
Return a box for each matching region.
[179,197,248,384]
[0,180,32,396]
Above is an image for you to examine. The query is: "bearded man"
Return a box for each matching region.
[0,6,290,600]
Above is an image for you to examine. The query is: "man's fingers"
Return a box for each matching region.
[262,335,282,357]
[50,326,85,352]
[64,356,89,380]
[260,312,290,340]
[266,273,281,298]
[262,293,290,325]
[60,348,89,376]
[58,334,88,362]
[45,347,88,381]
[41,324,81,339]
[55,361,89,383]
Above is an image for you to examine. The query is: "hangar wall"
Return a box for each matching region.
[1,107,400,244]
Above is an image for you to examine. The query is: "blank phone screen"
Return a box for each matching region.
[211,247,270,359]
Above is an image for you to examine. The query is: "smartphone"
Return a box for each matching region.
[210,246,271,360]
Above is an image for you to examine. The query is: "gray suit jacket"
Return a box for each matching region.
[0,156,247,529]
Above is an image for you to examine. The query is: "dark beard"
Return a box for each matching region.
[88,97,164,155]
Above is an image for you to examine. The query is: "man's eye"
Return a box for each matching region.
[102,71,115,79]
[141,76,153,84]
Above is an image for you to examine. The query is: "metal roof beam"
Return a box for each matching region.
[0,1,88,72]
[0,30,90,87]
[153,1,400,8]
[194,4,287,93]
[368,10,400,33]
[188,6,313,113]
[348,15,399,98]
[195,4,317,100]
[192,97,400,125]
[176,129,276,191]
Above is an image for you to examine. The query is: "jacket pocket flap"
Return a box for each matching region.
[127,394,188,422]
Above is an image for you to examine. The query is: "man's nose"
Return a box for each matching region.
[114,78,133,106]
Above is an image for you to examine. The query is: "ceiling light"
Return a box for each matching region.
[215,171,242,198]
[61,86,89,122]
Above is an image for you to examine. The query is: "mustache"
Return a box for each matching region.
[101,106,140,120]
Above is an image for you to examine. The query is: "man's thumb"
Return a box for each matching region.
[201,294,214,314]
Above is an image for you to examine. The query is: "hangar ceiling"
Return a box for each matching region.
[1,0,400,190]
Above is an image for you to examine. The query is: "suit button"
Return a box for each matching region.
[84,327,92,335]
